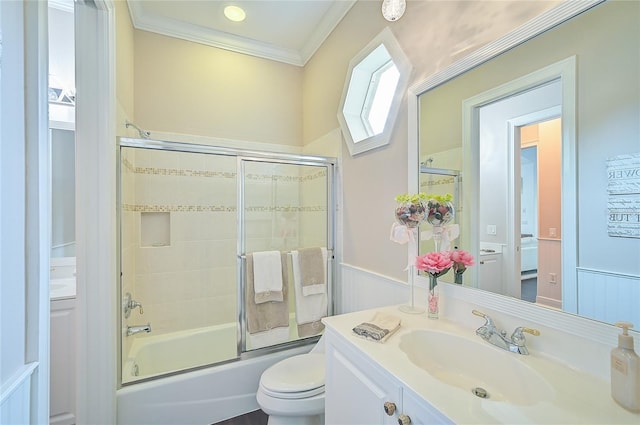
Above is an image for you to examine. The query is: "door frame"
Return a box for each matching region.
[506,106,561,299]
[74,0,117,423]
[462,57,577,309]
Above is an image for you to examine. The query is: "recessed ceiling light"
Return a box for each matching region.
[224,5,246,22]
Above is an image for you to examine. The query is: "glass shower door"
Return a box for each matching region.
[118,139,336,385]
[119,145,239,384]
[239,158,333,352]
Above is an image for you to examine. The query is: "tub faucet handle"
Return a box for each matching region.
[124,292,144,318]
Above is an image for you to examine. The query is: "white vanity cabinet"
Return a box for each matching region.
[325,328,448,425]
[325,334,402,424]
[401,388,449,425]
[478,252,503,294]
[50,297,76,425]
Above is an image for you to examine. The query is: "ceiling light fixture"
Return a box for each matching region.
[381,0,406,22]
[224,5,246,22]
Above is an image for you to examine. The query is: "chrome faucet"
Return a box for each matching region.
[472,310,539,355]
[126,323,151,336]
[123,292,144,318]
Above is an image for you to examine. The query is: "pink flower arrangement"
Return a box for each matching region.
[415,249,475,288]
[450,249,475,274]
[415,252,453,278]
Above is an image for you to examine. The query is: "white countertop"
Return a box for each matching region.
[323,305,640,424]
[50,278,76,300]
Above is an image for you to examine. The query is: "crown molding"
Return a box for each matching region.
[127,0,356,67]
[298,0,356,65]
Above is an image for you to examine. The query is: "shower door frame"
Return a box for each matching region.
[237,155,336,356]
[117,137,336,385]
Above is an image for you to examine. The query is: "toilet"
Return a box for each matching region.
[256,337,325,425]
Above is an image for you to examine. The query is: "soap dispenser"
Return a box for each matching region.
[611,321,640,412]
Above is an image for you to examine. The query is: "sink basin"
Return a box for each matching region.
[399,330,554,405]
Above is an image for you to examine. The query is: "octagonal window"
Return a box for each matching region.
[338,28,412,156]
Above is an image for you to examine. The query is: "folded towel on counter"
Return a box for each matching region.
[298,247,327,296]
[291,249,327,337]
[246,253,289,335]
[252,251,284,304]
[352,312,401,343]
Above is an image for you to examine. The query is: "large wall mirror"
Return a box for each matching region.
[50,122,76,259]
[411,0,639,327]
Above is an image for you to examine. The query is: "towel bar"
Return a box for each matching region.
[238,249,334,260]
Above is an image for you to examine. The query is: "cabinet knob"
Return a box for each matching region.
[383,401,396,416]
[398,414,412,425]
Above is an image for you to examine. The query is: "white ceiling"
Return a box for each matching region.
[126,0,357,67]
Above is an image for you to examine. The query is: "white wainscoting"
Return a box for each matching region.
[577,267,640,325]
[339,263,416,313]
[0,363,38,424]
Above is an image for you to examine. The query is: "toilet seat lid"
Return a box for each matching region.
[260,353,325,396]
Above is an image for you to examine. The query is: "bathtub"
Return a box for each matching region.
[521,236,538,273]
[122,323,239,382]
[117,323,315,424]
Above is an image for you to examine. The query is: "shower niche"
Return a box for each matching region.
[140,212,170,247]
[118,138,336,385]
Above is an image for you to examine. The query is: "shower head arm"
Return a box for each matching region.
[125,120,151,139]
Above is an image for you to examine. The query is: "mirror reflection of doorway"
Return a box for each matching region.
[50,127,76,258]
[520,145,538,302]
[476,77,563,304]
[518,119,562,304]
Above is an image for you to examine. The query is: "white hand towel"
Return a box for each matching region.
[352,312,401,343]
[291,250,327,327]
[245,253,289,334]
[252,251,284,304]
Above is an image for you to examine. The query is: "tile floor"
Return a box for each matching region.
[521,276,537,303]
[213,409,268,425]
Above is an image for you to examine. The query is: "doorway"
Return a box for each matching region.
[463,57,576,310]
[49,2,77,424]
[476,80,562,302]
[518,119,563,304]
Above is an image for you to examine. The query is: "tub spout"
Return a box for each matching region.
[127,323,151,336]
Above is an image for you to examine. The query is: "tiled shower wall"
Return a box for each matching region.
[122,148,238,338]
[120,147,329,345]
[299,167,328,249]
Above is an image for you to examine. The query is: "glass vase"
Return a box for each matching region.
[394,200,427,229]
[428,275,439,319]
[399,265,425,314]
[432,224,444,252]
[454,271,464,285]
[425,199,455,226]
